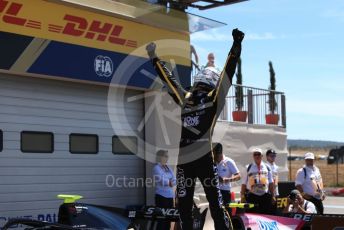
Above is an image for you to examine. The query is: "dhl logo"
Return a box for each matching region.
[0,0,39,28]
[0,0,137,48]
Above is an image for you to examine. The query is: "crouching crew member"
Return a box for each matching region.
[283,189,317,214]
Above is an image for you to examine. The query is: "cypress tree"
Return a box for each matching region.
[235,58,244,110]
[268,61,277,113]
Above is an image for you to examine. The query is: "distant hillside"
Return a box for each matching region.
[287,139,344,148]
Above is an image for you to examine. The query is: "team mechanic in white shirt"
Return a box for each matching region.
[265,149,279,214]
[214,143,241,214]
[295,152,325,214]
[153,150,176,230]
[240,148,275,214]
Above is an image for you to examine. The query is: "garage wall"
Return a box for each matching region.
[213,121,289,184]
[0,73,145,222]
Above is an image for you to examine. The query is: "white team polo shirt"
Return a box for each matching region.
[266,161,279,196]
[295,165,323,198]
[216,156,240,191]
[243,162,273,196]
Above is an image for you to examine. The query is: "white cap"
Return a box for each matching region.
[252,148,263,154]
[304,152,315,160]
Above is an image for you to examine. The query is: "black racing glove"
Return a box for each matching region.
[232,28,245,43]
[146,42,157,59]
[230,28,244,57]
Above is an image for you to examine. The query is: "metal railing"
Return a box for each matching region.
[219,84,286,128]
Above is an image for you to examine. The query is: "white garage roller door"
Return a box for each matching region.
[0,73,145,223]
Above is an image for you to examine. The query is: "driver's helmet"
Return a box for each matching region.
[193,66,221,90]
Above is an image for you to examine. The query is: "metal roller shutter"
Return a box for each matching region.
[0,73,145,222]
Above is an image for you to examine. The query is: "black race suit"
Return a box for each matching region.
[149,40,241,230]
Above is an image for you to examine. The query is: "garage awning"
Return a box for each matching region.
[45,0,227,33]
[174,0,248,10]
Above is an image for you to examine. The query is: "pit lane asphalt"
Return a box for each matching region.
[322,195,344,214]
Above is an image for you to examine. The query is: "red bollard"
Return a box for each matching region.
[231,191,237,216]
[332,188,344,196]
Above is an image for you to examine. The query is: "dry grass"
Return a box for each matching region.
[289,147,331,156]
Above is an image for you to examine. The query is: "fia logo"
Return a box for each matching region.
[94,55,113,77]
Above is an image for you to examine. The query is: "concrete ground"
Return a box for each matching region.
[323,195,344,214]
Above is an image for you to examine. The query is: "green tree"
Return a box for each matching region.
[268,61,277,113]
[235,58,244,110]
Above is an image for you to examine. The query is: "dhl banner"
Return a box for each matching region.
[0,0,189,59]
[0,0,191,88]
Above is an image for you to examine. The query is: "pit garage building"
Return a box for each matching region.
[0,0,195,223]
[0,0,288,225]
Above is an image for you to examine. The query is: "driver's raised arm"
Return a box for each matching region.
[146,43,187,107]
[210,29,244,111]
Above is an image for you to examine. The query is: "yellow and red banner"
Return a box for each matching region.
[0,0,189,61]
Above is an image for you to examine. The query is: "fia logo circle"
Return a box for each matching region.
[94,55,113,77]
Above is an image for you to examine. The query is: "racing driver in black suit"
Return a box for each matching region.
[146,28,244,230]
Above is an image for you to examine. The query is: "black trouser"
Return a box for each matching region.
[220,190,232,215]
[305,196,324,214]
[155,194,174,230]
[270,195,278,215]
[176,152,231,230]
[246,192,272,215]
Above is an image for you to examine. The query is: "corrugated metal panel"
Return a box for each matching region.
[0,73,145,218]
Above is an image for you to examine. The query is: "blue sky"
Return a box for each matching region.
[188,0,344,142]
